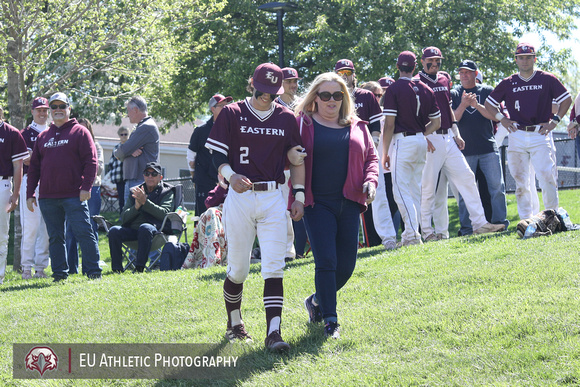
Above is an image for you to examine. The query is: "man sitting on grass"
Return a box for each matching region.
[109,162,174,273]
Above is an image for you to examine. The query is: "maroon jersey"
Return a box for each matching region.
[383,77,441,133]
[415,71,453,130]
[0,121,28,177]
[353,88,383,125]
[21,122,47,174]
[487,70,570,127]
[206,97,302,184]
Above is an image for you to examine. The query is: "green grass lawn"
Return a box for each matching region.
[1,190,580,386]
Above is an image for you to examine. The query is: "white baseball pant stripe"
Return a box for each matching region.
[372,135,396,244]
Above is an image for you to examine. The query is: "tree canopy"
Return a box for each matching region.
[1,0,579,129]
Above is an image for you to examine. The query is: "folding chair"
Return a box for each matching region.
[94,184,188,272]
[100,185,119,213]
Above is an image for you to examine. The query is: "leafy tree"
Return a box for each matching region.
[161,0,579,126]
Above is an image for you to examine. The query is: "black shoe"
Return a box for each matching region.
[87,273,102,280]
[225,323,253,343]
[265,330,290,352]
[52,275,67,283]
[324,322,340,339]
[304,294,323,323]
[132,266,145,273]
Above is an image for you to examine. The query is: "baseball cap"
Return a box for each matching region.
[31,97,49,109]
[397,51,417,67]
[208,94,233,108]
[334,59,355,72]
[515,42,536,56]
[281,67,302,80]
[48,92,70,105]
[422,46,444,59]
[476,72,483,83]
[143,162,162,174]
[378,77,395,88]
[252,63,285,95]
[457,60,477,72]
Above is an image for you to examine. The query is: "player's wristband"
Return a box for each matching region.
[451,123,460,137]
[295,192,305,204]
[220,165,235,182]
[552,114,561,123]
[495,112,505,121]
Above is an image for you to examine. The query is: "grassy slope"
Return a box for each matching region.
[1,190,580,386]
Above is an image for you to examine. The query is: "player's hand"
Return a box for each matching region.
[287,146,306,166]
[230,174,252,193]
[7,194,18,213]
[382,154,390,171]
[454,136,465,150]
[538,121,556,135]
[132,186,147,208]
[426,138,436,153]
[80,190,91,202]
[501,117,519,133]
[290,201,304,221]
[567,122,578,139]
[27,197,37,212]
[131,148,143,158]
[363,182,376,204]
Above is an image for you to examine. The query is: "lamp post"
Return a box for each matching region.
[258,2,297,68]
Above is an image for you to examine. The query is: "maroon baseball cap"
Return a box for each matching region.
[208,94,233,108]
[252,63,284,95]
[515,42,536,56]
[378,77,395,88]
[281,67,302,80]
[397,51,416,67]
[422,46,444,59]
[334,59,355,72]
[31,97,49,109]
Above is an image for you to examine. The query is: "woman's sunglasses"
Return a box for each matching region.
[317,91,344,102]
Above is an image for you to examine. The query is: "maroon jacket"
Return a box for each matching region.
[27,118,97,199]
[289,112,378,213]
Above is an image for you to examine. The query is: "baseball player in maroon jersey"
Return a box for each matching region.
[417,47,505,238]
[382,51,441,246]
[20,97,51,279]
[206,63,306,352]
[0,113,28,285]
[275,67,301,110]
[485,42,572,219]
[335,59,383,247]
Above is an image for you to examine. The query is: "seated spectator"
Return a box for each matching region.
[108,162,174,273]
[182,178,228,269]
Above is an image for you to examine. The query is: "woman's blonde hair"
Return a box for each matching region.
[295,72,356,126]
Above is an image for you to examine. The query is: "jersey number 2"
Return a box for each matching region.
[240,146,250,164]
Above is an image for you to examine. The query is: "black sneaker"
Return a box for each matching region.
[52,275,67,283]
[225,324,253,343]
[87,273,102,280]
[304,294,323,323]
[324,322,340,339]
[264,330,290,352]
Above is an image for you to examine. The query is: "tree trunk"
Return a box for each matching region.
[7,38,24,271]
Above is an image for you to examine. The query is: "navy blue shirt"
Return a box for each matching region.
[451,84,498,156]
[311,119,350,200]
[189,117,219,186]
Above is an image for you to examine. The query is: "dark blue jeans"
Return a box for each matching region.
[39,197,102,279]
[303,198,360,323]
[108,224,158,271]
[66,186,101,274]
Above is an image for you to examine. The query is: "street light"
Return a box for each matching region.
[258,2,297,68]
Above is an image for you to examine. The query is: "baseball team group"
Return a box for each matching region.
[1,40,579,352]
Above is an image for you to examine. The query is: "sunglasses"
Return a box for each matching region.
[50,104,68,110]
[119,133,129,137]
[143,171,159,177]
[374,93,383,99]
[317,91,344,102]
[337,69,353,76]
[255,90,277,101]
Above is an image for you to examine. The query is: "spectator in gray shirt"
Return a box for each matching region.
[114,96,160,203]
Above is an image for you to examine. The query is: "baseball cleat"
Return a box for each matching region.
[304,294,323,323]
[226,324,253,343]
[324,322,340,339]
[265,330,290,352]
